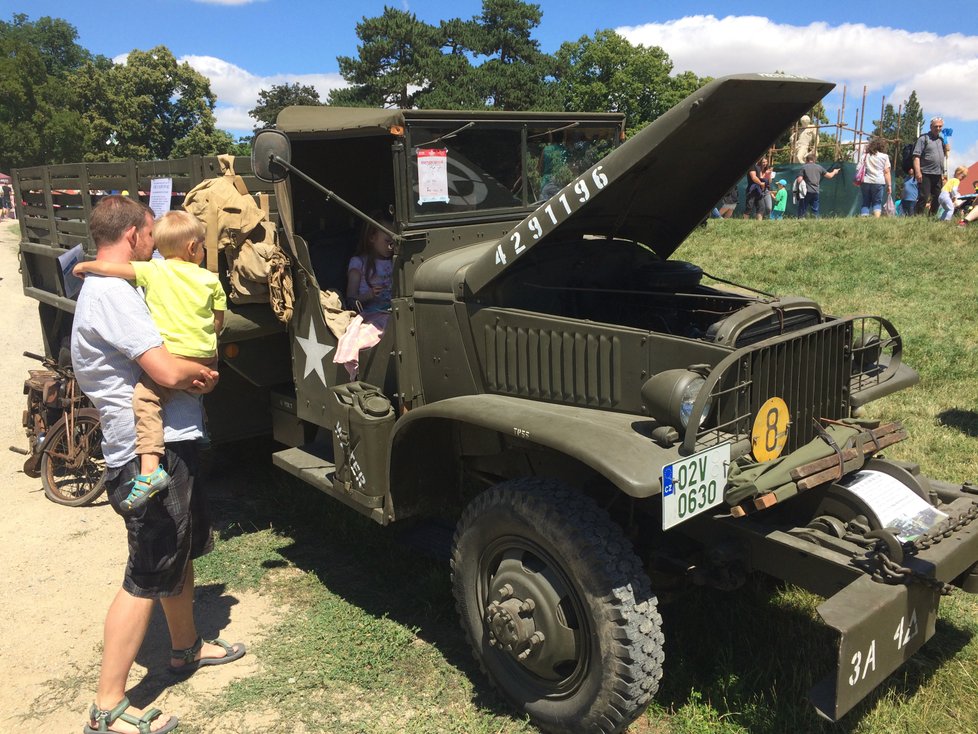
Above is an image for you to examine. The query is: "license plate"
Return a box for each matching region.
[661,443,730,530]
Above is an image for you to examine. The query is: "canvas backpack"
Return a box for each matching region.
[901,142,916,175]
[182,156,293,323]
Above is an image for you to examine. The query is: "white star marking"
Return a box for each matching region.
[295,317,334,386]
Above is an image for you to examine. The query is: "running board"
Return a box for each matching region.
[272,443,387,524]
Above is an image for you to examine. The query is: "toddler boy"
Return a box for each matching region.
[74,210,225,511]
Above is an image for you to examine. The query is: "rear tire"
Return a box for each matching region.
[40,409,107,507]
[451,478,664,733]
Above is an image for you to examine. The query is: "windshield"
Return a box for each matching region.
[526,124,617,203]
[406,121,619,221]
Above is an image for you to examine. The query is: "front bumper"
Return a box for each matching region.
[810,494,978,720]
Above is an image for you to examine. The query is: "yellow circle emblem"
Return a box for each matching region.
[751,397,790,462]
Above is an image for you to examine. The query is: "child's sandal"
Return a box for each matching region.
[83,696,178,733]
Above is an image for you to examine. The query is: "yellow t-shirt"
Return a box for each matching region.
[131,259,227,358]
[942,177,960,193]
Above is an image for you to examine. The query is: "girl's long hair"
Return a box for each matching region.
[353,211,394,282]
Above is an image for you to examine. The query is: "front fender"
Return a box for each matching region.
[392,394,676,498]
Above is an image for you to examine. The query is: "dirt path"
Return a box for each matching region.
[0,221,280,733]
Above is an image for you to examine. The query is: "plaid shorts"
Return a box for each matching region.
[106,441,213,598]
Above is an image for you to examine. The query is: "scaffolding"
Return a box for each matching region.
[770,84,919,165]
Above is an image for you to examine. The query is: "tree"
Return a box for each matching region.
[249,82,322,129]
[74,46,227,160]
[900,91,924,144]
[551,31,707,133]
[465,0,555,110]
[331,7,442,108]
[0,14,92,170]
[412,18,483,109]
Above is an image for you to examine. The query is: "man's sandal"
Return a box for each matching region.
[168,635,246,675]
[83,696,178,733]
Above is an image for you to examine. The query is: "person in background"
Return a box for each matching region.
[959,204,978,227]
[717,185,738,218]
[796,153,840,218]
[938,166,968,221]
[760,159,775,219]
[0,183,11,220]
[901,167,919,216]
[770,179,788,219]
[912,117,949,216]
[859,138,891,218]
[744,157,768,220]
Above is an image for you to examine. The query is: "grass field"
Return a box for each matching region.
[193,217,978,734]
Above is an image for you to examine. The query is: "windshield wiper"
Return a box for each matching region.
[413,121,475,148]
[527,122,580,140]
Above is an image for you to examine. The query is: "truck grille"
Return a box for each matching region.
[483,325,622,406]
[686,317,900,453]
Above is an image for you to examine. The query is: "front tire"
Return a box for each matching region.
[40,409,107,507]
[451,478,663,733]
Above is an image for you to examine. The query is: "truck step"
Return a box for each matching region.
[272,443,335,492]
[272,443,387,523]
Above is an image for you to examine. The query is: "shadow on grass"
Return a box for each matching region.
[201,437,974,731]
[200,437,519,722]
[937,408,978,438]
[655,578,972,733]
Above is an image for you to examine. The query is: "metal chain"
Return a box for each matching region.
[854,499,978,596]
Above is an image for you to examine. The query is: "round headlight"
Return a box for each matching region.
[678,377,709,428]
[641,368,713,430]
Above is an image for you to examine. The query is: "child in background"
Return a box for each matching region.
[939,166,968,221]
[901,172,918,216]
[74,210,225,511]
[770,179,787,219]
[346,215,395,313]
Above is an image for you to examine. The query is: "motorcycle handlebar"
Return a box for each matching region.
[23,351,46,363]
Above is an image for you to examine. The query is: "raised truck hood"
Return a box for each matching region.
[463,73,834,297]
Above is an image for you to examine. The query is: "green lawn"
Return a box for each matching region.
[193,217,978,733]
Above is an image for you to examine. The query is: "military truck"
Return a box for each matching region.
[14,74,978,733]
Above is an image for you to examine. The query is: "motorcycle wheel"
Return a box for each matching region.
[40,408,107,507]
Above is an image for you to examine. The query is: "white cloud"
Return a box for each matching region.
[952,139,978,169]
[615,16,978,122]
[213,106,255,133]
[181,55,347,131]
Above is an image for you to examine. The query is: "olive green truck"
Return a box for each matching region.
[14,74,978,732]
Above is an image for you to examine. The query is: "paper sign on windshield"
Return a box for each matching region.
[417,148,450,204]
[149,178,173,219]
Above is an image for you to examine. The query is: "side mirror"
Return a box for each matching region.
[251,129,292,183]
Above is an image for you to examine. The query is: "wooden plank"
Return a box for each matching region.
[19,241,68,257]
[24,286,77,314]
[789,423,905,480]
[795,432,907,491]
[55,220,90,238]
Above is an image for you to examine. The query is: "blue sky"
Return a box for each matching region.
[8,0,978,166]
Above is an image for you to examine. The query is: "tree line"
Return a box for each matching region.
[2,5,929,174]
[249,3,710,134]
[0,13,249,171]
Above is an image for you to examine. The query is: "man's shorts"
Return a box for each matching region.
[106,441,212,598]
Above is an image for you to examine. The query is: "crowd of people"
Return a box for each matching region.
[721,117,975,225]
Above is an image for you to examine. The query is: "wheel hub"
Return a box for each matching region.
[485,583,545,661]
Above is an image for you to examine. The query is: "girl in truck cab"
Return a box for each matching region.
[346,214,395,314]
